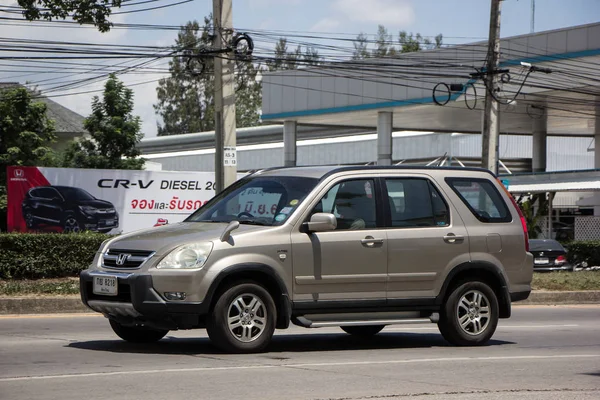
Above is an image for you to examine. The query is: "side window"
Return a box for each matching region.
[37,188,56,200]
[385,178,450,228]
[446,178,511,223]
[311,179,377,230]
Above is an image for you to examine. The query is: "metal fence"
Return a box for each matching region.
[535,217,600,241]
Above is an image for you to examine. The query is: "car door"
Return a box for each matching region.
[290,177,387,304]
[383,175,471,301]
[37,187,62,223]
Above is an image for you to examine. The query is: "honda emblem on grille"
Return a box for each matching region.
[116,253,131,265]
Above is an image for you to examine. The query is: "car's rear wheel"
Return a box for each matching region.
[24,209,36,228]
[109,320,168,343]
[207,282,276,353]
[438,281,499,346]
[341,325,385,337]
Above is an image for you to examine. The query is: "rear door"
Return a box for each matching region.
[444,176,525,275]
[383,174,471,300]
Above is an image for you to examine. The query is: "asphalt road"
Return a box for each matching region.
[1,305,599,400]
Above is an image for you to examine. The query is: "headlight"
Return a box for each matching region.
[79,205,97,214]
[156,242,213,269]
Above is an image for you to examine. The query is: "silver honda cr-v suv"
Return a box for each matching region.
[80,166,533,353]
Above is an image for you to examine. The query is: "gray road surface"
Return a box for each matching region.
[1,305,599,400]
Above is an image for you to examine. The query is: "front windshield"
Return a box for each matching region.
[186,176,319,226]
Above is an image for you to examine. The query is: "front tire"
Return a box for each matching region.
[62,214,83,233]
[438,281,499,346]
[207,282,276,353]
[109,320,168,343]
[341,325,385,337]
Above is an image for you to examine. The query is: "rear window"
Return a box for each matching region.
[445,178,511,223]
[529,240,565,251]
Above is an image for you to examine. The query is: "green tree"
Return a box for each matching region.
[265,38,321,71]
[399,31,443,53]
[352,27,443,59]
[0,86,57,230]
[352,33,370,60]
[63,74,144,170]
[16,0,122,32]
[154,17,265,136]
[372,25,396,58]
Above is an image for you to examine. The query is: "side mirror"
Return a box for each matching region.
[304,213,337,233]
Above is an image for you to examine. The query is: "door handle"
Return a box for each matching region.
[361,236,384,247]
[443,233,464,244]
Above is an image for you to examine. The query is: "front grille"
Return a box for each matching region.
[103,248,154,269]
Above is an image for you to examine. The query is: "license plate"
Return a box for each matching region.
[104,220,115,226]
[534,257,549,265]
[93,276,118,296]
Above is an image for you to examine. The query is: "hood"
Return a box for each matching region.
[78,199,114,209]
[105,221,266,255]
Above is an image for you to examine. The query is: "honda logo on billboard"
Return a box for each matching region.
[14,169,24,178]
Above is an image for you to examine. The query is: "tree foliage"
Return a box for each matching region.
[265,38,321,71]
[0,86,57,230]
[352,25,443,59]
[155,17,265,136]
[63,74,144,170]
[16,0,122,32]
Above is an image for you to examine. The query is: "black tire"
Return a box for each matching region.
[109,319,168,343]
[207,282,276,353]
[438,281,499,346]
[23,209,36,229]
[341,325,385,337]
[62,214,83,233]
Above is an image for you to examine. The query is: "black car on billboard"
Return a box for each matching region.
[529,239,572,272]
[22,185,118,233]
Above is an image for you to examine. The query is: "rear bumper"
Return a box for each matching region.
[80,270,209,330]
[533,265,572,272]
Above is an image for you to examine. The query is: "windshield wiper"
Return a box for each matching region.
[236,219,270,226]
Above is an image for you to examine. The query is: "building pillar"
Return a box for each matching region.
[283,120,297,167]
[377,111,393,166]
[595,110,600,216]
[531,106,547,173]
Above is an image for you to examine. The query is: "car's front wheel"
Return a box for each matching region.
[109,320,169,343]
[437,281,499,346]
[341,325,385,336]
[207,282,276,353]
[62,214,83,233]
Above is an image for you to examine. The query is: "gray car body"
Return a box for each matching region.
[80,166,533,329]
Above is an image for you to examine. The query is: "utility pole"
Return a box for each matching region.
[481,0,502,175]
[530,0,535,33]
[213,0,237,193]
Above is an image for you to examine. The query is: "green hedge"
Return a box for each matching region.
[565,240,600,267]
[0,232,108,279]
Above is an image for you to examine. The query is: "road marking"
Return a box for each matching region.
[1,354,598,382]
[386,324,580,332]
[0,313,102,320]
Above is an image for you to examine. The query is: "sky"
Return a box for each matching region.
[0,0,598,138]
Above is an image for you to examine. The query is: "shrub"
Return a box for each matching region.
[0,232,108,279]
[564,240,600,267]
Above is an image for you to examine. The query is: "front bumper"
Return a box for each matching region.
[80,270,209,330]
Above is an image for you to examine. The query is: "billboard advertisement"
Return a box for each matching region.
[6,166,243,234]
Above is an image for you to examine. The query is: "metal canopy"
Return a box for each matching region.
[261,23,600,137]
[500,169,600,193]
